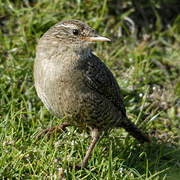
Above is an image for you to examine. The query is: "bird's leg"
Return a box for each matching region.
[37,122,70,139]
[81,128,100,168]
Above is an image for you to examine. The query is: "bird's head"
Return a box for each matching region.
[45,19,110,51]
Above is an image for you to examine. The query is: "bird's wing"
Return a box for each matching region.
[81,53,126,117]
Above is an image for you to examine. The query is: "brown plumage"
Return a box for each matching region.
[34,19,150,168]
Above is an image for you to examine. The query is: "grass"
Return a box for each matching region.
[0,0,180,179]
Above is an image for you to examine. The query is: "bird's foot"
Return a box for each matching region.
[69,162,86,170]
[37,122,70,139]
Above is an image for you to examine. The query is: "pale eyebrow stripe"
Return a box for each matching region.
[55,24,77,29]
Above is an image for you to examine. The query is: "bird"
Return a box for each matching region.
[34,19,150,169]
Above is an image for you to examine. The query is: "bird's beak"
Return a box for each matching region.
[84,36,111,42]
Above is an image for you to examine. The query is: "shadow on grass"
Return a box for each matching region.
[102,134,180,179]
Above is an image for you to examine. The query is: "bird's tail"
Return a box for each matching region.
[121,119,150,143]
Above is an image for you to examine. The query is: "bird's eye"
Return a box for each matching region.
[73,29,79,35]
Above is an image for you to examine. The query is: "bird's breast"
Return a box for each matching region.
[34,54,87,118]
